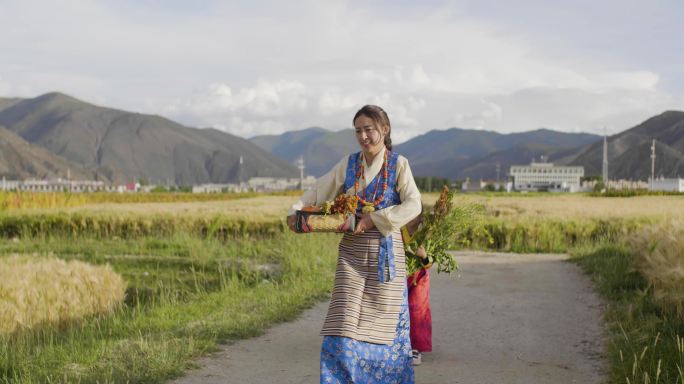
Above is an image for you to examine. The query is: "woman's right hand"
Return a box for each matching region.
[287,214,297,233]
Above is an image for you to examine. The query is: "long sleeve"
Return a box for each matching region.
[369,155,422,236]
[288,156,348,216]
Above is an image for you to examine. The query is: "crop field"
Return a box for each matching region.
[1,191,683,383]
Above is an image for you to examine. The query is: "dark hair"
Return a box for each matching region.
[353,105,392,151]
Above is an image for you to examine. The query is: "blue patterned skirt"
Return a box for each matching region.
[320,288,414,383]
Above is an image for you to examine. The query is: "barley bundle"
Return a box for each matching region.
[0,255,126,334]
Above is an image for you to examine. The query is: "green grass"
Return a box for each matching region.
[456,217,648,253]
[572,243,684,383]
[454,215,684,383]
[0,212,286,239]
[3,195,684,383]
[0,231,339,383]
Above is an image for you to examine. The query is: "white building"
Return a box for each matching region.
[192,183,244,193]
[1,177,20,191]
[16,179,108,193]
[247,176,316,192]
[651,178,684,192]
[510,161,584,192]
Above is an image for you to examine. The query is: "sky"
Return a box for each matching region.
[1,0,682,143]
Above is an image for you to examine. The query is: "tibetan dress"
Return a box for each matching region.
[290,147,421,384]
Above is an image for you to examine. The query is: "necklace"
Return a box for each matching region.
[354,150,389,212]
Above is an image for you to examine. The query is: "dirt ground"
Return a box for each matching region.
[170,251,606,384]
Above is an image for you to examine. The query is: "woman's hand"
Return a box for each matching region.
[287,215,297,233]
[354,213,376,235]
[415,245,427,259]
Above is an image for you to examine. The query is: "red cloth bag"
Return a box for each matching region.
[407,268,432,352]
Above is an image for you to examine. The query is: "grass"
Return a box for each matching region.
[573,242,684,384]
[0,230,340,383]
[3,191,684,383]
[0,255,126,334]
[0,190,301,211]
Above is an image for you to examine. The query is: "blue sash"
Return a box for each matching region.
[344,151,401,283]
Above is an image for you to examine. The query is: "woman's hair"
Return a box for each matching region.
[353,105,392,151]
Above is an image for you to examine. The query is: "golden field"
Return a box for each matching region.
[2,190,684,383]
[46,193,684,222]
[0,255,126,334]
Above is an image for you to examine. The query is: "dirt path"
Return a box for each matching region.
[171,251,606,384]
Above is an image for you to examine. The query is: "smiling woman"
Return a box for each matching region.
[287,105,422,383]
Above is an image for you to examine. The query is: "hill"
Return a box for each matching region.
[254,126,601,179]
[0,125,94,180]
[250,128,358,176]
[567,111,684,179]
[0,92,298,184]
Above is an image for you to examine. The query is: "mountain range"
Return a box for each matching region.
[249,112,684,180]
[1,91,682,184]
[567,111,684,179]
[0,93,298,184]
[251,127,602,179]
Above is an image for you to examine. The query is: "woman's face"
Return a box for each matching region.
[354,114,387,155]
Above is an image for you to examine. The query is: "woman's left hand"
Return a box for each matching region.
[354,213,376,235]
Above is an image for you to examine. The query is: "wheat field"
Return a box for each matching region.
[0,255,126,334]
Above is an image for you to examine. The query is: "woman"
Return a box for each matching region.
[287,105,422,383]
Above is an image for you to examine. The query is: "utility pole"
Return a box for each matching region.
[296,156,305,190]
[239,155,244,187]
[650,140,656,190]
[496,162,501,184]
[602,127,608,184]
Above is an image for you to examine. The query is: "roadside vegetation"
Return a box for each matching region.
[442,193,684,384]
[1,191,684,383]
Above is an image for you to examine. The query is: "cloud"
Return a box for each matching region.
[0,76,10,95]
[0,0,682,142]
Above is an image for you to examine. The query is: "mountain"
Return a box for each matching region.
[567,111,684,179]
[0,92,298,184]
[0,97,22,112]
[251,126,601,180]
[395,128,600,163]
[396,128,600,179]
[250,128,358,176]
[0,125,94,180]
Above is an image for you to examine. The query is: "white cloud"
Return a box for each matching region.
[0,0,682,142]
[0,76,10,95]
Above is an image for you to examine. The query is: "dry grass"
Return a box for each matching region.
[11,193,683,223]
[424,194,684,221]
[629,220,684,319]
[60,195,299,221]
[0,255,126,334]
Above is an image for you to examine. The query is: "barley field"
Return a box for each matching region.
[0,255,126,334]
[1,190,684,383]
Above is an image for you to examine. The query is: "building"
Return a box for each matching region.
[192,183,244,193]
[15,179,109,192]
[510,160,584,192]
[247,176,316,192]
[651,178,684,192]
[0,177,132,193]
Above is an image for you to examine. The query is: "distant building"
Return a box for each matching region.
[651,178,684,192]
[247,176,316,192]
[510,159,584,192]
[15,179,109,193]
[0,178,132,193]
[192,183,244,193]
[1,177,19,191]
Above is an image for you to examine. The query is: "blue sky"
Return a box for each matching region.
[0,0,682,142]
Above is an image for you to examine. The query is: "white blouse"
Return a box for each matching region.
[288,146,422,236]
